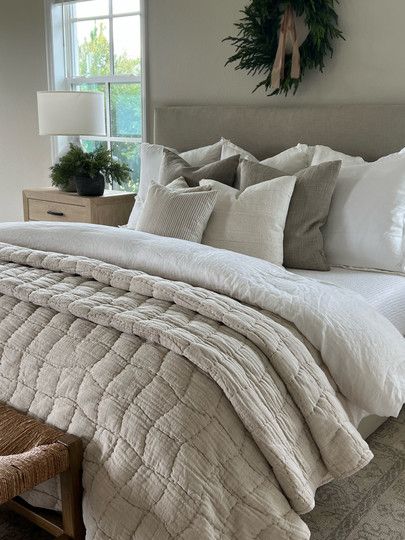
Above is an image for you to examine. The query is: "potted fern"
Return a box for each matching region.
[50,144,132,196]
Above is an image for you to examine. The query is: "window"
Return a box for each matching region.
[46,0,146,192]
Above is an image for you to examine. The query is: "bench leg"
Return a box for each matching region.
[59,436,86,540]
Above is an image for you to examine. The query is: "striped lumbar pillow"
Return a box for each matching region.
[136,182,217,243]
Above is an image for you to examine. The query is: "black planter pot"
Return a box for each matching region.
[58,177,77,193]
[75,173,105,197]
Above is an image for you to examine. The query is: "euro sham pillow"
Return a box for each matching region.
[135,181,217,243]
[323,155,405,273]
[159,149,240,187]
[311,145,405,165]
[200,176,296,266]
[311,145,365,166]
[239,159,342,270]
[127,140,223,228]
[221,139,314,175]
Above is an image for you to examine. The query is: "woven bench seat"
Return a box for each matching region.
[0,443,69,505]
[0,403,85,539]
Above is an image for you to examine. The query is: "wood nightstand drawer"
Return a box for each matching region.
[28,199,90,223]
[23,188,135,227]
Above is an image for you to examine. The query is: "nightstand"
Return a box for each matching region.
[23,188,135,227]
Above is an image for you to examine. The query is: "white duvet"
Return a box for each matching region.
[0,221,404,420]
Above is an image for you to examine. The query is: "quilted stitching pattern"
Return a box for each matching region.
[0,245,372,540]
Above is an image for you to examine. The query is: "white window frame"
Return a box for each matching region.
[44,0,148,164]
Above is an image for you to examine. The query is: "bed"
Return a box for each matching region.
[153,104,405,442]
[291,267,405,337]
[0,105,403,540]
[290,266,405,438]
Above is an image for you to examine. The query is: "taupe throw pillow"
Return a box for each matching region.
[136,183,217,243]
[239,159,342,270]
[159,149,239,187]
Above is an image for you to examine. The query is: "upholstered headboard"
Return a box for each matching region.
[154,105,405,162]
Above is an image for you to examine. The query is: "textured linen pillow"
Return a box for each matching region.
[127,140,223,228]
[311,145,365,166]
[159,150,239,187]
[239,159,342,270]
[323,155,405,273]
[221,139,314,175]
[200,177,296,266]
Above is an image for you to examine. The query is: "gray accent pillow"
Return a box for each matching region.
[159,149,240,187]
[239,159,342,270]
[135,183,217,243]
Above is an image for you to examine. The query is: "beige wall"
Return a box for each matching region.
[147,0,405,121]
[1,0,405,220]
[0,0,50,222]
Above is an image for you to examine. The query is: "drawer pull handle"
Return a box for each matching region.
[47,210,64,217]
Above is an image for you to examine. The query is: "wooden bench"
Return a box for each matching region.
[0,403,85,539]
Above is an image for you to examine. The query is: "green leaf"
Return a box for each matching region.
[224,0,343,96]
[50,143,132,189]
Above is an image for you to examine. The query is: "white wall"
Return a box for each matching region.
[147,0,405,118]
[0,0,51,222]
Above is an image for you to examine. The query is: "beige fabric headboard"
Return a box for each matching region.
[154,105,405,162]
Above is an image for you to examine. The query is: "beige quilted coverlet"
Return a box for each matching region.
[0,244,372,539]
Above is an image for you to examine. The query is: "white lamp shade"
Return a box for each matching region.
[37,91,106,136]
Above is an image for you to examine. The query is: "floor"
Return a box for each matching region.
[0,409,404,540]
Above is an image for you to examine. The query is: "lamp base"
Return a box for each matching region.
[58,135,81,156]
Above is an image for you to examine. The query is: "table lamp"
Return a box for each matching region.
[37,91,106,144]
[37,91,107,192]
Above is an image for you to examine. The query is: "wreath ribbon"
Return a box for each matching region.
[271,4,301,90]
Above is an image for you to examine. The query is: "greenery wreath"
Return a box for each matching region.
[224,0,344,96]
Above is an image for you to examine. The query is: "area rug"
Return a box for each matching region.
[303,408,405,539]
[0,410,404,540]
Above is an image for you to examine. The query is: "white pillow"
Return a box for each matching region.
[311,145,365,166]
[127,140,223,228]
[311,144,405,165]
[221,139,314,175]
[374,147,405,162]
[324,154,405,273]
[166,177,212,193]
[200,176,296,266]
[260,145,315,174]
[221,139,257,161]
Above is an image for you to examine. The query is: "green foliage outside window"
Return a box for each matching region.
[77,22,142,193]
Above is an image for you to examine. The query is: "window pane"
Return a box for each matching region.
[73,19,110,76]
[81,139,108,153]
[113,0,140,14]
[110,83,142,138]
[113,16,141,75]
[111,142,140,192]
[74,0,109,19]
[74,82,105,93]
